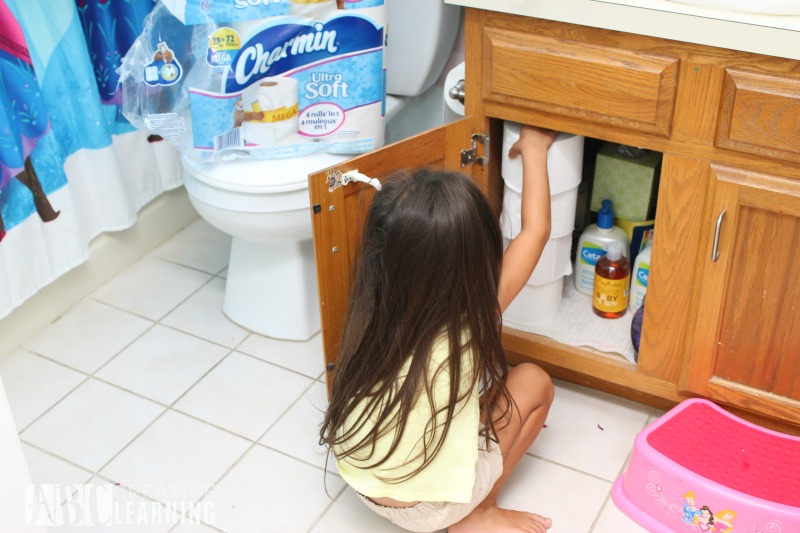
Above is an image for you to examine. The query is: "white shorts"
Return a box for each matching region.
[353,439,504,532]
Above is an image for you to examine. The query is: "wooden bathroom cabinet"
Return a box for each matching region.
[309,9,800,433]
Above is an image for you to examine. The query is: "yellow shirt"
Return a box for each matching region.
[334,333,480,503]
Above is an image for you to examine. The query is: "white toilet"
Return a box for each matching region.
[182,0,462,340]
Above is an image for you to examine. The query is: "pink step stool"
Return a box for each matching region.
[612,398,800,532]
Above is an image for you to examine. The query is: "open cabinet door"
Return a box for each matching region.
[309,117,484,396]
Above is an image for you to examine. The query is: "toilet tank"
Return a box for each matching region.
[385,0,462,97]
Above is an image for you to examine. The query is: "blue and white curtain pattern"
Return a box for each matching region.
[0,0,182,320]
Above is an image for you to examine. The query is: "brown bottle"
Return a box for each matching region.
[593,240,630,319]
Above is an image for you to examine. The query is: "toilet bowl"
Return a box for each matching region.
[182,153,349,340]
[181,1,462,340]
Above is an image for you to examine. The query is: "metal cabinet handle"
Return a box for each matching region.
[711,208,726,262]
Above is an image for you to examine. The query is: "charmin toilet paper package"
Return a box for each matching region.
[160,0,290,24]
[119,0,386,161]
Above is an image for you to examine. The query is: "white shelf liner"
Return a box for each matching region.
[504,274,638,363]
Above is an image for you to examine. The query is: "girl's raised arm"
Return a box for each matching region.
[498,126,557,313]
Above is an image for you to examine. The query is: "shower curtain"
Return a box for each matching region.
[0,0,182,321]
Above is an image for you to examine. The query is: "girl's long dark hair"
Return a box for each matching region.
[319,168,513,482]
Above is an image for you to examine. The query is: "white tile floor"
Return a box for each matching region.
[1,219,660,533]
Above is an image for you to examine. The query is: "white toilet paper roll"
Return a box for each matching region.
[503,276,564,327]
[443,61,466,117]
[500,120,583,288]
[503,234,572,285]
[501,184,580,239]
[502,121,584,195]
[343,4,387,27]
[239,77,299,146]
[290,0,338,17]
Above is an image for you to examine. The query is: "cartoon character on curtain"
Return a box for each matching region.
[0,1,60,242]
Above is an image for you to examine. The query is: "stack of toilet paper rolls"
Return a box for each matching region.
[501,121,584,327]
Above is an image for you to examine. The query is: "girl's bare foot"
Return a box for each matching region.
[449,503,552,533]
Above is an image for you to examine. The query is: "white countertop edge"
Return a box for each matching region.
[446,0,800,61]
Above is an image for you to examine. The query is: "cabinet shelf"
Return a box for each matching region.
[505,274,638,363]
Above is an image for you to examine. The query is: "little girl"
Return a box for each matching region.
[319,126,557,533]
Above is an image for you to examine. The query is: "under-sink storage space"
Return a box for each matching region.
[498,125,662,365]
[311,7,800,434]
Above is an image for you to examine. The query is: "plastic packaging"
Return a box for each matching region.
[593,240,630,319]
[574,199,630,295]
[118,0,387,162]
[629,237,653,312]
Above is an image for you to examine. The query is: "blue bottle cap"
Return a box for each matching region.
[597,199,614,229]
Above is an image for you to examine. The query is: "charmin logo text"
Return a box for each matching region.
[234,23,338,86]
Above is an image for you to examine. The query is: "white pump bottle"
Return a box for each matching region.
[574,199,629,296]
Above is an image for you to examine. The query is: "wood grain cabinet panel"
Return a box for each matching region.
[716,69,800,164]
[683,163,800,424]
[310,119,479,395]
[482,28,679,136]
[311,7,800,432]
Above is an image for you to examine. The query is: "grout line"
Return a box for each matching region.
[88,321,160,377]
[12,312,158,435]
[234,348,323,382]
[87,374,174,409]
[7,227,248,531]
[89,470,226,533]
[17,439,95,482]
[14,373,92,435]
[589,491,615,533]
[92,405,171,476]
[252,376,319,444]
[254,439,339,475]
[10,348,95,378]
[152,255,230,278]
[164,349,237,409]
[186,379,329,529]
[158,319,247,351]
[169,403,261,443]
[17,334,322,492]
[306,481,350,533]
[523,449,621,485]
[160,352,320,443]
[89,269,214,325]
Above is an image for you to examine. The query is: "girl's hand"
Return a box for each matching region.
[498,125,558,313]
[508,125,557,160]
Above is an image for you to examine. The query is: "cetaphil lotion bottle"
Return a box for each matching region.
[574,199,630,296]
[629,237,653,312]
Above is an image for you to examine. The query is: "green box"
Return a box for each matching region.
[590,143,662,222]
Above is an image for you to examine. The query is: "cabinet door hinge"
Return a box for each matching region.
[461,133,490,168]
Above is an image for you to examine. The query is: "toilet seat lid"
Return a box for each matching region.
[182,152,352,193]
